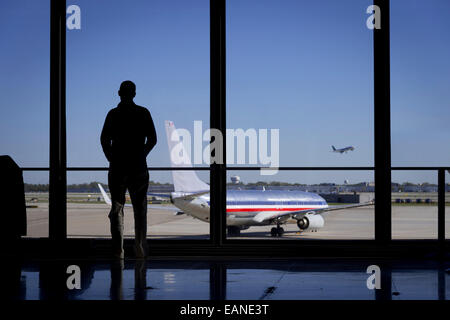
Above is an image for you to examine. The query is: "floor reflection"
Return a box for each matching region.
[3,259,449,300]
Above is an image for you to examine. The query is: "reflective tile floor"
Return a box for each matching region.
[3,259,449,300]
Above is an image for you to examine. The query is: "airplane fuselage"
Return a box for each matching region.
[333,146,355,153]
[171,189,328,227]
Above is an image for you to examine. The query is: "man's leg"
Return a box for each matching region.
[108,171,126,259]
[128,171,149,258]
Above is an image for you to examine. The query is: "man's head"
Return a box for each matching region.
[118,80,136,101]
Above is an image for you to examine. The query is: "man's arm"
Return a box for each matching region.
[100,111,113,162]
[144,109,157,156]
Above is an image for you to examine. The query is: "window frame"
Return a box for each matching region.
[20,0,447,257]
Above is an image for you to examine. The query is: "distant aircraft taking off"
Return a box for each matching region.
[332,145,355,154]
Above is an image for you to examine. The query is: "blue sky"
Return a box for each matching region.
[0,0,449,185]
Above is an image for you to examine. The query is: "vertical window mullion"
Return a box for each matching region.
[49,0,67,241]
[210,0,226,246]
[373,0,392,243]
[438,169,445,251]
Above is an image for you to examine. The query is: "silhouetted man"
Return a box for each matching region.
[101,81,157,259]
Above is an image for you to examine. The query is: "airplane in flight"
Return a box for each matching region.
[98,121,372,237]
[332,145,355,154]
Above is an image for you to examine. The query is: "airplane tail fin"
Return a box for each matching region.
[165,120,209,193]
[332,145,336,151]
[98,183,112,205]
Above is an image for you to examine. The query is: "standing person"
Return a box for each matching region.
[101,81,157,259]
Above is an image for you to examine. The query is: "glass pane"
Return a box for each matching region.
[67,0,209,168]
[0,1,50,237]
[66,171,109,238]
[24,171,49,237]
[66,0,210,239]
[227,0,374,168]
[226,170,374,239]
[67,170,210,239]
[391,0,450,167]
[225,0,374,240]
[392,170,438,239]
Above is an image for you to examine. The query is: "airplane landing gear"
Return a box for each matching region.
[270,225,284,237]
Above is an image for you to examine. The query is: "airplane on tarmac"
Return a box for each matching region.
[331,145,355,154]
[98,121,373,237]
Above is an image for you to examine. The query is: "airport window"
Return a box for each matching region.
[66,0,210,239]
[226,170,374,239]
[390,0,450,239]
[391,0,450,168]
[391,170,438,239]
[0,1,50,238]
[7,0,447,255]
[225,0,374,240]
[226,0,374,167]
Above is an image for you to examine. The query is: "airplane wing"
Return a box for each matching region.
[322,201,374,213]
[252,201,375,223]
[252,209,313,223]
[299,201,375,217]
[253,211,292,223]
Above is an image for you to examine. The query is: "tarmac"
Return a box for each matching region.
[24,202,450,240]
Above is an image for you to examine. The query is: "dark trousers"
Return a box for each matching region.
[108,169,149,258]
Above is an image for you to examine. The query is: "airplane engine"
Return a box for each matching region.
[297,214,324,230]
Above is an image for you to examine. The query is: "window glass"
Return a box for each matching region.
[0,1,50,237]
[226,0,374,240]
[67,0,210,239]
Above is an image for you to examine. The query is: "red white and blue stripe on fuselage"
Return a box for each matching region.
[206,190,328,214]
